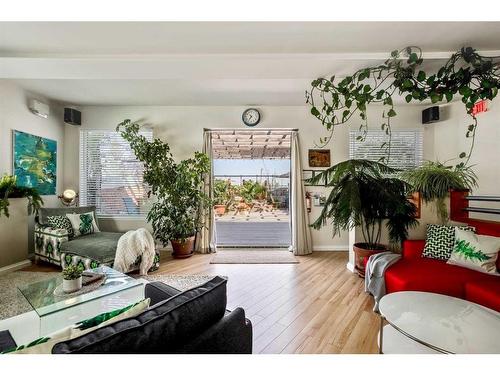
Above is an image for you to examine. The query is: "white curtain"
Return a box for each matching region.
[290,132,313,255]
[196,131,216,253]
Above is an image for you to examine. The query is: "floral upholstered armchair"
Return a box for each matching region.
[34,206,160,272]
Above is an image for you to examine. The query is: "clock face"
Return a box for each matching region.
[242,108,260,127]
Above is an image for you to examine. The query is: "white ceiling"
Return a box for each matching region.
[1,22,500,106]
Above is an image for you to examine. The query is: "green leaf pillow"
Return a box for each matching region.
[2,299,150,354]
[66,212,100,237]
[447,228,500,274]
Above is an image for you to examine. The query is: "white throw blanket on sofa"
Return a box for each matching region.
[114,228,156,275]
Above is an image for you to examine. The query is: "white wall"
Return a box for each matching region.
[64,104,433,251]
[0,80,66,261]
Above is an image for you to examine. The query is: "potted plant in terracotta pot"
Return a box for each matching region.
[62,264,83,293]
[213,179,231,216]
[117,120,211,259]
[309,159,418,277]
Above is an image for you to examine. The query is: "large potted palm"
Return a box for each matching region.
[309,159,418,276]
[117,120,211,258]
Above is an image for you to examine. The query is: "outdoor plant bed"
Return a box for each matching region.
[353,243,387,278]
[171,236,196,258]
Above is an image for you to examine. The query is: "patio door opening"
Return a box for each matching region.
[209,129,292,249]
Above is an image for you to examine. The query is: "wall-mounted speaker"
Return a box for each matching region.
[64,108,81,126]
[422,106,440,124]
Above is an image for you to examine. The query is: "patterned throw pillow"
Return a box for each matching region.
[447,228,500,274]
[422,224,475,260]
[47,215,74,239]
[66,212,100,237]
[2,299,150,354]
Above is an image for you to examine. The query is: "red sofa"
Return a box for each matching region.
[384,240,500,312]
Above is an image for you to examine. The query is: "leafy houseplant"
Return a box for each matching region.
[117,119,211,258]
[0,174,44,218]
[309,159,418,276]
[62,264,83,293]
[306,46,500,166]
[213,179,232,216]
[402,161,478,224]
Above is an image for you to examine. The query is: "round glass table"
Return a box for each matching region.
[378,291,500,354]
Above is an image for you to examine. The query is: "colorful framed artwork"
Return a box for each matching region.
[408,191,421,219]
[13,130,57,195]
[308,149,331,167]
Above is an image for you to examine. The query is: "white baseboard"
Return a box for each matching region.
[0,259,32,275]
[346,262,355,273]
[313,245,348,252]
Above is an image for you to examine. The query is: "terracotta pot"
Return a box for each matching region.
[63,276,82,293]
[214,205,226,216]
[353,242,387,278]
[171,236,196,259]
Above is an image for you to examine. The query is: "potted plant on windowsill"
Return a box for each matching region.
[62,264,83,293]
[117,120,211,259]
[309,159,418,277]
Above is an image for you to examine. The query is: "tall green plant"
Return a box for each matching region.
[309,159,418,248]
[402,161,478,224]
[0,175,43,218]
[117,119,211,245]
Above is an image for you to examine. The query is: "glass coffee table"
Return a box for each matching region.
[378,291,500,354]
[17,266,144,337]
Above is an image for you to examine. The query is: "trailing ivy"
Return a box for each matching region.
[306,47,500,166]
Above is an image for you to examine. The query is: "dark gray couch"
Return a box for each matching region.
[0,276,252,354]
[52,276,252,354]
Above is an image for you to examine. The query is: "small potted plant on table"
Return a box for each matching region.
[62,264,83,293]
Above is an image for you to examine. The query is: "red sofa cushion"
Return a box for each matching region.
[385,257,499,298]
[385,239,500,312]
[465,281,500,312]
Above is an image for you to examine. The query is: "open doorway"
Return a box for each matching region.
[208,129,292,248]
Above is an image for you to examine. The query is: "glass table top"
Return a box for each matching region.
[18,266,141,317]
[379,291,500,354]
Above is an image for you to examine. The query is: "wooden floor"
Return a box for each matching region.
[27,251,380,354]
[156,251,380,354]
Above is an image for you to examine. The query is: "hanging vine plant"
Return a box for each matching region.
[305,46,500,166]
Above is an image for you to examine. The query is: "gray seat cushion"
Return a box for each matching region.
[60,232,122,264]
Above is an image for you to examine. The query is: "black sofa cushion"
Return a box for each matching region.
[145,282,182,305]
[52,276,228,353]
[0,330,16,353]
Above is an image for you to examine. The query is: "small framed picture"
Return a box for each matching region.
[308,149,331,167]
[302,170,314,186]
[303,170,327,186]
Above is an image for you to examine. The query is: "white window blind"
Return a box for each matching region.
[349,129,423,170]
[80,129,153,217]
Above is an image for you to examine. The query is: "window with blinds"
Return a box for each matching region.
[349,129,423,170]
[80,129,153,217]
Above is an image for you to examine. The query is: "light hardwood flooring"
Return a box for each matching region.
[28,251,380,354]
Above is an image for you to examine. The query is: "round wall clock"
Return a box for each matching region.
[242,108,261,127]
